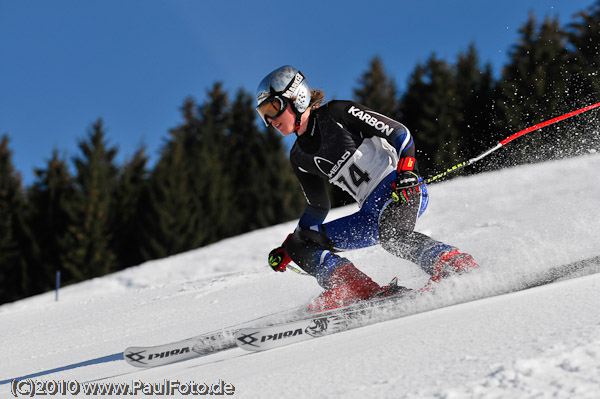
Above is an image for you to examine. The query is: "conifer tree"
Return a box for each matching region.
[62,120,119,280]
[112,147,148,270]
[228,89,270,234]
[399,55,459,176]
[141,84,233,259]
[567,0,600,100]
[140,99,206,259]
[453,45,498,172]
[27,150,76,291]
[194,83,233,242]
[0,135,36,303]
[353,56,401,120]
[497,14,575,164]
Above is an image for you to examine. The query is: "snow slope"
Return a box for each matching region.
[1,153,600,399]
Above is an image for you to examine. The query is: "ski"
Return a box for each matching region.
[522,254,600,289]
[124,330,237,368]
[123,305,306,368]
[235,289,414,352]
[123,290,411,366]
[125,255,600,366]
[236,255,600,353]
[235,314,348,351]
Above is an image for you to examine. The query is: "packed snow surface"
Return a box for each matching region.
[1,154,600,398]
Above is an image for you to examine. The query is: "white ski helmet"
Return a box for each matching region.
[256,65,311,127]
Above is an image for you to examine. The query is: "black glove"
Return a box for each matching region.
[268,234,292,272]
[391,157,420,204]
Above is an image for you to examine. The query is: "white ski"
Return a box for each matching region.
[235,289,414,352]
[125,256,600,365]
[124,330,236,368]
[235,313,349,351]
[235,255,600,353]
[123,305,307,368]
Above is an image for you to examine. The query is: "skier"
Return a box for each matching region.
[257,65,478,311]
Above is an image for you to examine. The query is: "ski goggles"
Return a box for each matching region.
[256,96,288,126]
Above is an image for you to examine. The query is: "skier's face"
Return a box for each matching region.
[267,101,296,136]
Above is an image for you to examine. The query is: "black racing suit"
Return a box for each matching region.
[285,100,453,288]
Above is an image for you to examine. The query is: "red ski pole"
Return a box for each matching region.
[425,101,600,184]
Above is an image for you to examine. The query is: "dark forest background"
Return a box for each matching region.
[2,3,600,304]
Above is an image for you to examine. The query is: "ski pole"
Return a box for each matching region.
[424,101,600,184]
[286,264,310,276]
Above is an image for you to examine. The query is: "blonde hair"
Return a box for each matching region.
[309,89,325,109]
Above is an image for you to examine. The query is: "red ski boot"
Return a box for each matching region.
[429,248,479,284]
[308,263,381,312]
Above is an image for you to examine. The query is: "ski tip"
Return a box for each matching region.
[123,347,152,367]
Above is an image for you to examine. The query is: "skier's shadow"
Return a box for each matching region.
[0,353,123,385]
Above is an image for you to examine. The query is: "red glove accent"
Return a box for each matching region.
[268,234,292,272]
[398,157,415,172]
[392,157,419,204]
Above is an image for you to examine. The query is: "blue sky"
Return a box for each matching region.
[1,0,595,185]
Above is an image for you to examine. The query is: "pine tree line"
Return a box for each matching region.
[0,84,305,304]
[2,2,600,304]
[355,4,600,178]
